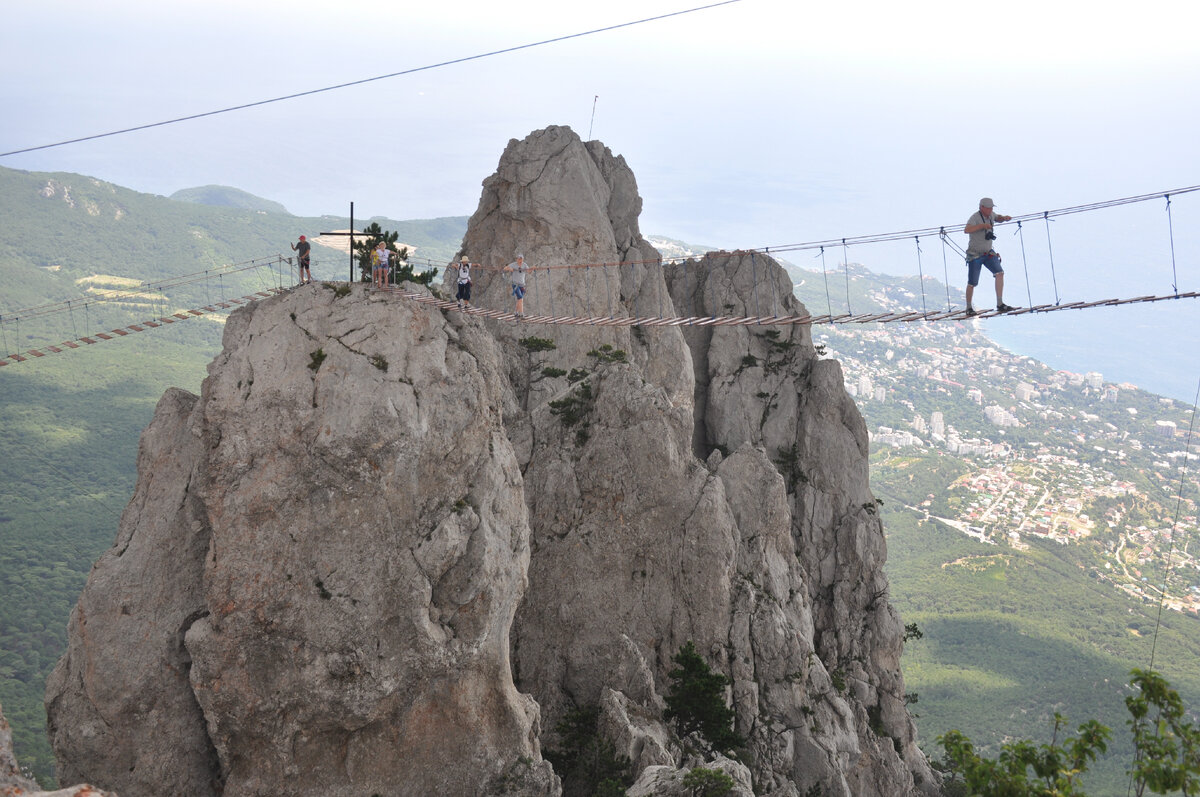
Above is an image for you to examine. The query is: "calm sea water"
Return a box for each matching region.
[981,301,1200,405]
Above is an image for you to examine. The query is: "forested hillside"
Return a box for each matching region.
[0,165,467,785]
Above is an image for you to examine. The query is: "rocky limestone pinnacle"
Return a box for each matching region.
[46,125,935,796]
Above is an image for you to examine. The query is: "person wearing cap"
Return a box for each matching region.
[963,198,1015,315]
[451,255,474,310]
[290,235,312,284]
[503,254,530,319]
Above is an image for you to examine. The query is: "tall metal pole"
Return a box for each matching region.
[349,201,355,282]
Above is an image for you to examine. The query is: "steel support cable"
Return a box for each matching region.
[938,230,953,312]
[0,0,743,158]
[1166,193,1180,296]
[757,184,1200,257]
[842,239,853,316]
[1015,221,1034,310]
[1044,211,1062,305]
[818,246,833,321]
[913,236,929,318]
[1147,377,1200,674]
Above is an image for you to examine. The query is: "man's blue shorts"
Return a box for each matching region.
[966,254,1003,286]
[512,285,526,299]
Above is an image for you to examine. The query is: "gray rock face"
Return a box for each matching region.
[47,286,555,797]
[2,700,39,793]
[47,125,933,796]
[3,700,114,796]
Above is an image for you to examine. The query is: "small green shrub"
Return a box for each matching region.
[682,766,735,797]
[664,641,745,756]
[587,344,627,363]
[308,349,327,372]
[520,336,558,353]
[543,705,632,797]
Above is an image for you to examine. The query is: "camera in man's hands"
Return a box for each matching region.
[984,230,997,241]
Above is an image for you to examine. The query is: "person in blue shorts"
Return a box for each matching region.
[963,197,1015,315]
[503,254,529,318]
[372,241,390,289]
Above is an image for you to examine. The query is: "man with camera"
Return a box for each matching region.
[963,197,1016,316]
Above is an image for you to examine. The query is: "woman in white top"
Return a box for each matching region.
[372,241,391,289]
[453,256,473,309]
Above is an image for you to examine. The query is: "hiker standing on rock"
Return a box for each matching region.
[291,235,312,284]
[372,241,390,289]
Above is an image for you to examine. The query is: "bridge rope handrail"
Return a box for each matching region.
[0,288,289,367]
[4,281,1197,369]
[2,255,289,322]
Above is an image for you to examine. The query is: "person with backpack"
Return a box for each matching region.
[963,197,1016,316]
[452,256,473,310]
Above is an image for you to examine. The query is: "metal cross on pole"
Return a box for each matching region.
[318,202,358,282]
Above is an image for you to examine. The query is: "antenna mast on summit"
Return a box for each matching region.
[588,95,599,140]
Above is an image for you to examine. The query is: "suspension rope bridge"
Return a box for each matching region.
[1,184,1195,368]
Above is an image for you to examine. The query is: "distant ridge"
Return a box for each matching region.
[170,185,289,215]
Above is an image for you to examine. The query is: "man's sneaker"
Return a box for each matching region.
[996,302,1016,313]
[964,307,978,317]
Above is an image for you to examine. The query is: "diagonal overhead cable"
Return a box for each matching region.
[0,0,742,158]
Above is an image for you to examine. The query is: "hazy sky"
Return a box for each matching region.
[3,0,1196,241]
[3,0,1199,394]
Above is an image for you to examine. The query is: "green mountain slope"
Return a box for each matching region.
[170,185,291,214]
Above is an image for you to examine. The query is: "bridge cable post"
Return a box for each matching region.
[818,246,833,322]
[914,236,929,319]
[1043,211,1061,305]
[603,257,613,320]
[750,250,762,325]
[630,260,638,325]
[550,262,557,320]
[683,258,691,321]
[939,229,952,312]
[657,257,665,320]
[68,300,78,340]
[842,238,853,316]
[1015,221,1034,310]
[766,247,778,319]
[1165,193,1179,296]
